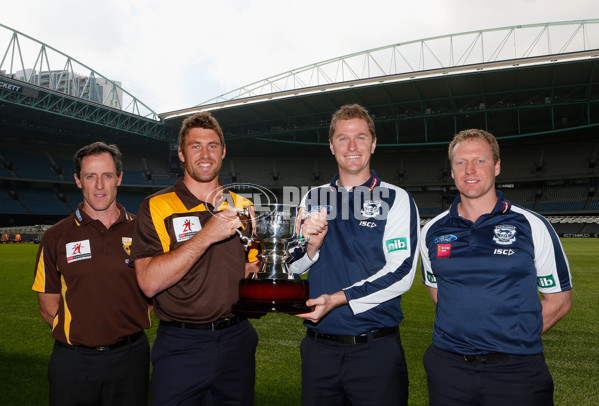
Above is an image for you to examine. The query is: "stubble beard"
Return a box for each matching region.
[185,159,221,184]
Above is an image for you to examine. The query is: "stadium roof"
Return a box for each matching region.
[163,20,599,115]
[162,20,599,156]
[0,23,158,120]
[0,23,175,148]
[1,20,598,154]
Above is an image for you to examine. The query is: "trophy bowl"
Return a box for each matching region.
[232,204,313,316]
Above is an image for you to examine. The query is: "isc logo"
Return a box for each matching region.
[386,237,407,252]
[493,248,514,256]
[537,275,556,288]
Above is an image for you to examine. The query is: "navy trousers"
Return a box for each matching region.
[423,345,554,406]
[150,320,258,406]
[48,332,150,406]
[300,330,408,406]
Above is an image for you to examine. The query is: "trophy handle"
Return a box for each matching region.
[294,207,312,248]
[286,237,307,253]
[229,206,255,251]
[235,228,253,250]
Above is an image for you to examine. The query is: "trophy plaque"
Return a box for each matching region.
[232,204,313,316]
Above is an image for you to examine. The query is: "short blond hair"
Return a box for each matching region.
[329,104,376,140]
[448,129,500,163]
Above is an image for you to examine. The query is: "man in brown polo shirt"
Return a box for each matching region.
[131,112,259,405]
[33,142,151,406]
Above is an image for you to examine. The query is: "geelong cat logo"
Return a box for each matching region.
[493,225,517,245]
[361,200,382,218]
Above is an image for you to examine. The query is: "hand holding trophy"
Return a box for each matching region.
[232,204,314,316]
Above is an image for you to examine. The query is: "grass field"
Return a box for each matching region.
[0,239,597,405]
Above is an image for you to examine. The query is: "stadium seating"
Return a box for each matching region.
[15,188,71,215]
[0,189,28,214]
[499,187,537,209]
[0,136,597,227]
[0,148,61,181]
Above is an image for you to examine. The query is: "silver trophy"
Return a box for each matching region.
[233,204,313,315]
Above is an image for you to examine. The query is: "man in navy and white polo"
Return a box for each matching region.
[420,129,572,406]
[289,104,420,406]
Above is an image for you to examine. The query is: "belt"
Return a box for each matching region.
[462,352,512,365]
[306,326,398,345]
[161,316,245,331]
[56,330,144,352]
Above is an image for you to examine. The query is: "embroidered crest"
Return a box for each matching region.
[122,237,132,255]
[493,225,517,245]
[361,200,382,218]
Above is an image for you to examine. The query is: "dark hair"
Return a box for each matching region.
[73,142,123,178]
[178,112,225,149]
[329,104,376,140]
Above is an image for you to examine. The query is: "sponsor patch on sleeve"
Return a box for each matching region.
[537,275,556,288]
[386,237,407,253]
[426,271,437,284]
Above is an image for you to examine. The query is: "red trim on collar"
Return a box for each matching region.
[368,177,379,191]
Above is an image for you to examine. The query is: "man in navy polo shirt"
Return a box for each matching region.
[420,129,572,406]
[290,104,420,406]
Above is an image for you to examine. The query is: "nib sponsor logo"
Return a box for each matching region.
[386,237,407,253]
[537,275,557,288]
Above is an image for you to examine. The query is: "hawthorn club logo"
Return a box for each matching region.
[122,237,132,255]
